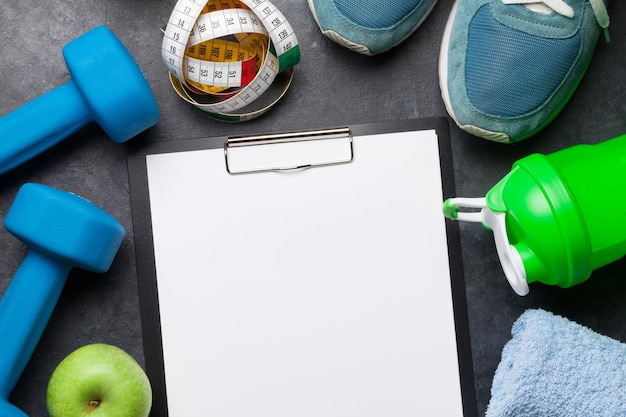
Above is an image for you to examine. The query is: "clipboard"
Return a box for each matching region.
[127,118,477,417]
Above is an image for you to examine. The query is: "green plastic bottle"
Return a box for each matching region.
[443,134,626,295]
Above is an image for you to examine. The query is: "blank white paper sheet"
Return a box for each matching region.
[144,129,464,416]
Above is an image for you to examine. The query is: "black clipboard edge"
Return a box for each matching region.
[126,117,477,417]
[434,119,478,417]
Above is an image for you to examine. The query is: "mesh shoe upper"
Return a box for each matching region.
[334,0,426,28]
[308,0,438,55]
[439,0,609,143]
[466,5,581,118]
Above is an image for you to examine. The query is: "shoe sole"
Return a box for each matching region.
[438,0,513,143]
[308,0,439,55]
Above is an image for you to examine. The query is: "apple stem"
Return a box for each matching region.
[85,400,100,413]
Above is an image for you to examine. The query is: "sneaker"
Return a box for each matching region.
[439,0,610,143]
[308,0,439,55]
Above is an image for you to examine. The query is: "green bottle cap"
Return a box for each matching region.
[486,153,592,289]
[444,134,626,295]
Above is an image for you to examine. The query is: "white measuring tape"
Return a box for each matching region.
[162,0,300,121]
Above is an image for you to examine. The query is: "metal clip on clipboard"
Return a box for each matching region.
[224,127,353,174]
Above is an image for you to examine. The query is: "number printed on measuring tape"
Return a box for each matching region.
[161,0,300,121]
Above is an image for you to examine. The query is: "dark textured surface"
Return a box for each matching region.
[1,1,625,416]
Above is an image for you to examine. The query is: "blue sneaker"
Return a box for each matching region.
[439,0,610,143]
[308,0,439,55]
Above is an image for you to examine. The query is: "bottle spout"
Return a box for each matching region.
[443,197,529,295]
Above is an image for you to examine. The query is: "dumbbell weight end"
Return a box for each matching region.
[0,25,159,176]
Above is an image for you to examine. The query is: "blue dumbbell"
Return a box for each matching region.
[0,25,159,175]
[0,183,125,417]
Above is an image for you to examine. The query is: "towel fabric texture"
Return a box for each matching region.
[487,309,626,417]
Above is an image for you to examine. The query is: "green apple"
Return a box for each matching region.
[46,343,152,417]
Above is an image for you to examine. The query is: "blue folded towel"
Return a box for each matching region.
[487,309,626,417]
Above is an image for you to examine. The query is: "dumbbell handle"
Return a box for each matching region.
[0,81,90,175]
[0,250,71,398]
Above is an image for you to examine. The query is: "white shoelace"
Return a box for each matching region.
[502,0,611,41]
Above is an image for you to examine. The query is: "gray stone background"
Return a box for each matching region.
[1,1,625,415]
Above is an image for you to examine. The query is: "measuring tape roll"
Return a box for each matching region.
[162,0,300,121]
